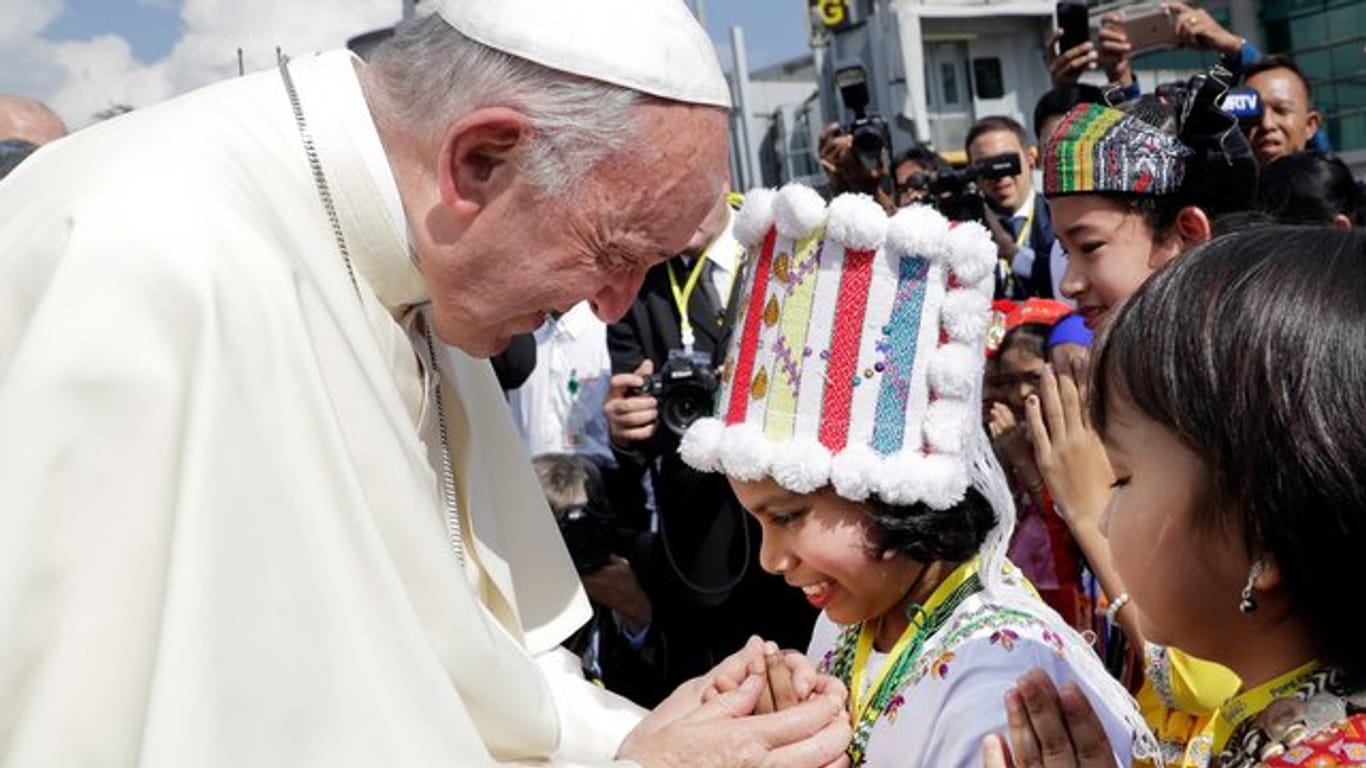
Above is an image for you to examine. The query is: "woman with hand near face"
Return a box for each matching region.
[1023,93,1262,765]
[987,226,1366,768]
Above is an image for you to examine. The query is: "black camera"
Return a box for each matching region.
[629,352,720,437]
[926,152,1023,223]
[557,502,618,575]
[833,62,893,194]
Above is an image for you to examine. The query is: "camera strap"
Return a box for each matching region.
[667,251,711,353]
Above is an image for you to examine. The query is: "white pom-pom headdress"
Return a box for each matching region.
[680,189,1163,762]
[680,188,996,512]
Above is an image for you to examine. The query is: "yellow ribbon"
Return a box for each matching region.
[849,558,980,725]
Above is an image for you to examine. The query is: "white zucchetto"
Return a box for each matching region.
[434,0,732,108]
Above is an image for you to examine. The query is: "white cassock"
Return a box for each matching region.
[0,51,646,767]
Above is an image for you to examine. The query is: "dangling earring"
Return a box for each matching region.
[1239,559,1265,614]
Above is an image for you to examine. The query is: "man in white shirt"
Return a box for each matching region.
[0,2,850,766]
[508,302,616,467]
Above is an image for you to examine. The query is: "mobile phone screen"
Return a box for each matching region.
[1057,1,1090,53]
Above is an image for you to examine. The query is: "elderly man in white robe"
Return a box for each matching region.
[0,2,852,766]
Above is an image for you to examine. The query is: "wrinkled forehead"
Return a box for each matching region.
[598,103,729,256]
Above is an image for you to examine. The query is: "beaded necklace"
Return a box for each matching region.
[822,562,983,766]
[1217,664,1366,767]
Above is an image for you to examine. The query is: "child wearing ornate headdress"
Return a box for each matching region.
[679,187,1153,766]
[989,226,1366,768]
[1024,83,1260,765]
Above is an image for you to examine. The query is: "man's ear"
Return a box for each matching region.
[437,107,530,220]
[1306,108,1322,141]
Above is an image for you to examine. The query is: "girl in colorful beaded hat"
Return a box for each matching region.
[1042,94,1256,333]
[680,185,1153,767]
[986,227,1366,768]
[1032,93,1259,765]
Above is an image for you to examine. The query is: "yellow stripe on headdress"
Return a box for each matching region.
[764,230,824,441]
[1072,107,1125,194]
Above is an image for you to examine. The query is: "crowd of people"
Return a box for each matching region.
[1,0,1364,766]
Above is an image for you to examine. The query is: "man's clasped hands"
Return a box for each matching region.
[617,636,853,768]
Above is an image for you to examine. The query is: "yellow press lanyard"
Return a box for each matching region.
[667,251,710,353]
[1013,204,1035,249]
[1209,658,1321,754]
[849,559,979,724]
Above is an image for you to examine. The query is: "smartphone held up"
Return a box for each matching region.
[1056,1,1091,54]
[1113,4,1180,53]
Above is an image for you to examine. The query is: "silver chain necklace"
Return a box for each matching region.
[279,55,465,564]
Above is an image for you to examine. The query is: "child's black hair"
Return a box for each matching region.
[1092,225,1366,680]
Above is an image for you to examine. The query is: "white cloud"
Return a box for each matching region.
[0,0,403,128]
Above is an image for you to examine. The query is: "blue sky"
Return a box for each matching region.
[42,0,811,73]
[44,0,184,62]
[5,0,813,127]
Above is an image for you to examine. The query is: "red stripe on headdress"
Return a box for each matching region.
[818,248,875,451]
[1045,104,1090,194]
[725,227,777,425]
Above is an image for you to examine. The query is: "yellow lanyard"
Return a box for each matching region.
[1208,658,1320,755]
[849,559,979,724]
[667,251,710,352]
[1013,203,1036,249]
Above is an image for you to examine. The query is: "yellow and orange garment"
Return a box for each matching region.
[1135,645,1241,768]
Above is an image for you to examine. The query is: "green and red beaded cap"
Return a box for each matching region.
[1043,103,1193,198]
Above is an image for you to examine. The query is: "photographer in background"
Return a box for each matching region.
[1241,55,1323,165]
[532,453,669,708]
[893,144,951,208]
[604,194,817,690]
[1144,5,1326,164]
[818,121,895,210]
[1049,0,1328,165]
[967,116,1060,300]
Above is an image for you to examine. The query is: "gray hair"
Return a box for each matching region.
[369,13,646,198]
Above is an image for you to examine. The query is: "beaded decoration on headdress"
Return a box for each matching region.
[680,186,996,510]
[1043,102,1194,197]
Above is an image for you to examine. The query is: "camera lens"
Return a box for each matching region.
[853,128,883,154]
[660,383,712,436]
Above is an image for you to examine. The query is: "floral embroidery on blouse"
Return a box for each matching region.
[816,592,1089,766]
[884,694,906,724]
[991,628,1020,651]
[1146,644,1180,710]
[930,651,956,679]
